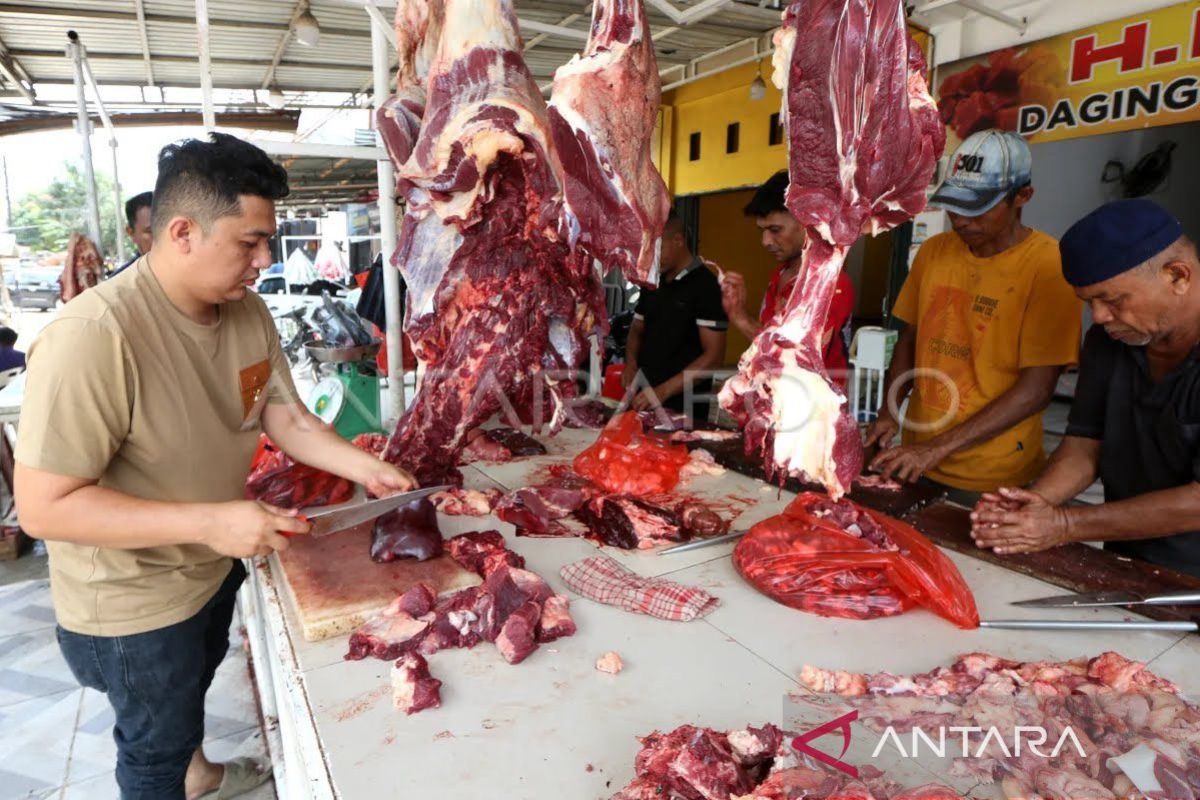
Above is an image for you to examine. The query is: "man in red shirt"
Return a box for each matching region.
[721,170,855,386]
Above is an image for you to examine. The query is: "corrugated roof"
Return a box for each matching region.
[0,0,786,97]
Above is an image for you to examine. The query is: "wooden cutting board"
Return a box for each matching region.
[274,520,480,642]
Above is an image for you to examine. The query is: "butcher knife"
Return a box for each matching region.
[1012,589,1200,609]
[981,619,1198,632]
[294,485,450,538]
[658,530,746,555]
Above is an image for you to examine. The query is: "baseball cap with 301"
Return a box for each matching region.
[929,129,1033,218]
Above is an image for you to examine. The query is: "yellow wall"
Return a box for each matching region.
[663,57,787,198]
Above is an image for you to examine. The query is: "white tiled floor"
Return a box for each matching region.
[0,578,277,800]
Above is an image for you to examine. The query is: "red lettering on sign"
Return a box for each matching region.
[1153,46,1180,66]
[1192,7,1200,60]
[1070,21,1149,83]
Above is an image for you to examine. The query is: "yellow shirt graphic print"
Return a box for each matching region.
[891,230,1081,492]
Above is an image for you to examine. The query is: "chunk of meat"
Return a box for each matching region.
[614,725,786,800]
[547,0,670,285]
[483,427,547,456]
[719,0,943,497]
[670,429,740,444]
[596,651,623,674]
[495,485,588,533]
[495,600,541,664]
[678,501,730,539]
[376,0,444,169]
[458,429,513,464]
[370,496,444,563]
[445,530,525,576]
[577,495,683,549]
[680,448,726,480]
[537,594,576,642]
[431,487,503,516]
[391,652,442,715]
[345,586,436,661]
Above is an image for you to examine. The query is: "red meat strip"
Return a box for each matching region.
[459,429,513,464]
[370,496,444,563]
[391,652,442,715]
[345,584,437,661]
[577,495,684,549]
[446,530,525,576]
[483,427,547,456]
[495,486,588,533]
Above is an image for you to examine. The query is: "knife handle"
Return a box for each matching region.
[1145,591,1200,606]
[278,514,309,538]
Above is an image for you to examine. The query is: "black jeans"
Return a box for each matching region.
[56,560,247,800]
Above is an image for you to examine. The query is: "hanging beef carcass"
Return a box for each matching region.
[60,232,104,303]
[719,0,944,498]
[375,0,443,170]
[548,0,670,286]
[381,0,606,484]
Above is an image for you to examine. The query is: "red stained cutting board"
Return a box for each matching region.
[274,521,480,642]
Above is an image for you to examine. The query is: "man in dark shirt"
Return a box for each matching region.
[971,199,1200,577]
[0,327,24,372]
[622,211,728,421]
[111,191,153,277]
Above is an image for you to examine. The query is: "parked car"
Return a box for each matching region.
[11,268,61,311]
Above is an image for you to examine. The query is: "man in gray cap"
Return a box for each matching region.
[864,130,1081,501]
[972,198,1200,577]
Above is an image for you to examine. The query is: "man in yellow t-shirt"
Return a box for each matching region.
[14,134,415,800]
[864,130,1082,499]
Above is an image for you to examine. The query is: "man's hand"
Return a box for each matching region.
[362,461,418,498]
[631,385,664,411]
[869,439,948,483]
[863,412,900,451]
[204,500,310,558]
[720,272,749,322]
[621,362,640,390]
[969,487,1073,555]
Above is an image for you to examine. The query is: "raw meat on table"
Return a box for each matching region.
[719,0,944,498]
[577,495,684,549]
[595,651,623,674]
[346,535,576,708]
[482,427,547,456]
[458,428,513,464]
[547,0,670,286]
[495,485,589,534]
[734,492,979,628]
[370,496,444,563]
[799,652,1199,800]
[430,487,503,516]
[391,652,442,714]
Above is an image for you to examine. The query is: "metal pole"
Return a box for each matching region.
[370,10,405,422]
[1,155,10,230]
[79,52,126,264]
[66,31,103,251]
[195,0,216,131]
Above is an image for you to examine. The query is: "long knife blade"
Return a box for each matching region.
[658,530,746,555]
[306,485,449,537]
[981,619,1198,632]
[1012,589,1200,608]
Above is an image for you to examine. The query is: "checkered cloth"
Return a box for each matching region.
[560,555,719,621]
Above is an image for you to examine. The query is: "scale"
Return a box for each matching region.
[304,341,385,439]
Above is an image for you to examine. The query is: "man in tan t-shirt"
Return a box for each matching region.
[14,133,415,800]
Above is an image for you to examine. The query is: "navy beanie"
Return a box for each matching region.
[1060,199,1183,287]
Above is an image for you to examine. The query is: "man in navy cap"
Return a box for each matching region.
[864,129,1081,500]
[972,198,1200,577]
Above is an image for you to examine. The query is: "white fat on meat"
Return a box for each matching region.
[768,351,850,495]
[596,651,624,674]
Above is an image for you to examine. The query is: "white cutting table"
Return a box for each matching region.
[240,428,1200,799]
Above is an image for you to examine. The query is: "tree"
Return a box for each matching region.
[10,162,122,257]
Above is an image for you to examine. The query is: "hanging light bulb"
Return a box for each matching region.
[749,73,767,101]
[265,87,286,109]
[295,2,321,47]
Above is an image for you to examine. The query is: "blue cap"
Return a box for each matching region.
[929,130,1033,217]
[1060,199,1184,288]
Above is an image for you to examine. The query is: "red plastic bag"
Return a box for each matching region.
[572,412,691,496]
[244,436,356,509]
[733,492,979,629]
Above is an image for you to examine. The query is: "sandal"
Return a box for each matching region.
[196,757,272,800]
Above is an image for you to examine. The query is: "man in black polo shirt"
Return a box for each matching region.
[971,199,1200,577]
[622,211,728,421]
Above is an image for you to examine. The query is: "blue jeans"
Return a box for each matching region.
[56,560,247,800]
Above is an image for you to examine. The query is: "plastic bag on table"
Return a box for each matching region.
[572,412,691,496]
[244,436,356,509]
[733,492,979,628]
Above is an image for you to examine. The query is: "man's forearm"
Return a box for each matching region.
[655,346,724,402]
[625,324,643,366]
[1064,483,1200,543]
[264,403,384,485]
[1029,437,1100,505]
[926,367,1060,458]
[20,481,214,549]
